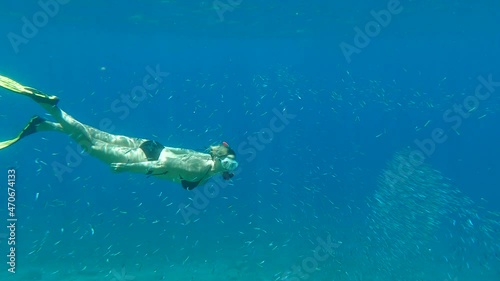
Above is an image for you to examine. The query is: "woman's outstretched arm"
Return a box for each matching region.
[111,160,168,175]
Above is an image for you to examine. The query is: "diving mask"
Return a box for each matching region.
[220,157,238,171]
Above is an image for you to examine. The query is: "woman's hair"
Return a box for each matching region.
[209,144,236,159]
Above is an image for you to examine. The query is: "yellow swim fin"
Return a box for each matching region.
[0,75,59,105]
[0,116,45,150]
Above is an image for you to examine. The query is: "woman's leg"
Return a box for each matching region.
[32,115,146,164]
[38,103,146,149]
[0,74,146,148]
[0,75,149,163]
[86,139,147,164]
[38,104,153,165]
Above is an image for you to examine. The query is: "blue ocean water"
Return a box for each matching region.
[0,0,499,280]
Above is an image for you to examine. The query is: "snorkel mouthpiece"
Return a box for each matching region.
[223,171,234,180]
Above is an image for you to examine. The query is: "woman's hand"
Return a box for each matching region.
[110,163,126,173]
[110,161,161,174]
